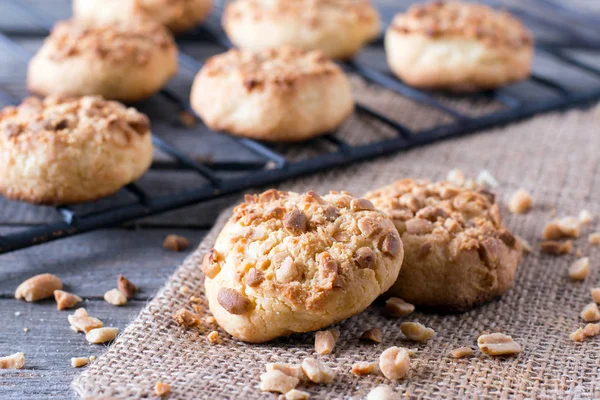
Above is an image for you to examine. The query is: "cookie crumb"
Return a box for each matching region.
[589,233,600,246]
[117,274,137,298]
[583,323,600,338]
[557,217,582,238]
[315,330,337,355]
[205,316,216,325]
[385,297,415,317]
[173,308,200,328]
[283,389,310,400]
[260,370,300,393]
[579,210,593,224]
[266,363,305,381]
[449,347,473,358]
[379,347,410,380]
[0,352,25,369]
[155,381,171,397]
[570,327,586,342]
[400,322,435,342]
[580,303,600,322]
[71,357,89,368]
[351,361,377,376]
[360,328,382,343]
[207,331,219,344]
[300,358,334,383]
[104,288,127,306]
[591,288,600,303]
[508,189,532,214]
[179,286,189,295]
[367,386,397,400]
[163,234,189,252]
[54,290,82,310]
[540,240,572,255]
[477,333,522,356]
[569,257,590,281]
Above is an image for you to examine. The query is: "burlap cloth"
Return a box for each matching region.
[72,81,600,399]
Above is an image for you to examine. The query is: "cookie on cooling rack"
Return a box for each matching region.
[0,96,153,205]
[222,0,380,60]
[190,47,354,142]
[201,189,404,343]
[385,1,533,91]
[73,0,212,34]
[27,18,178,103]
[365,179,522,312]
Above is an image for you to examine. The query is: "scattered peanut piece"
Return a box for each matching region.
[515,235,532,253]
[400,322,435,342]
[117,274,137,299]
[191,303,203,314]
[351,361,377,376]
[189,296,202,303]
[379,347,410,380]
[314,330,337,355]
[557,217,581,238]
[179,286,190,295]
[508,189,532,214]
[163,234,189,252]
[569,327,586,342]
[205,316,216,325]
[266,363,305,381]
[15,273,62,302]
[367,386,397,400]
[407,348,418,357]
[89,355,96,361]
[579,210,593,225]
[589,233,600,246]
[360,328,382,343]
[576,248,583,258]
[580,303,600,322]
[86,327,119,344]
[449,347,473,359]
[283,389,310,400]
[300,358,334,384]
[542,221,563,240]
[591,288,600,303]
[477,333,522,356]
[71,357,89,368]
[476,170,498,189]
[384,297,414,317]
[68,308,103,333]
[0,352,24,369]
[207,331,219,344]
[569,257,590,281]
[540,240,572,255]
[583,323,600,338]
[155,381,172,397]
[54,290,82,310]
[446,169,465,185]
[173,308,200,328]
[260,370,300,394]
[104,288,127,306]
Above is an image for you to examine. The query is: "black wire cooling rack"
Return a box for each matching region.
[0,0,599,254]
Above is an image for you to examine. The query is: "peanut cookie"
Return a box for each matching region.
[190,47,354,142]
[0,96,153,205]
[27,19,177,102]
[385,1,533,91]
[202,189,403,342]
[222,0,380,59]
[365,179,522,311]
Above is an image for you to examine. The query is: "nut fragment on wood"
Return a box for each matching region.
[71,357,89,368]
[379,347,410,380]
[367,386,397,400]
[54,290,82,310]
[68,308,103,333]
[400,322,435,342]
[315,330,337,355]
[385,297,415,317]
[360,328,382,343]
[283,389,310,400]
[173,308,200,328]
[266,363,305,381]
[508,189,532,214]
[155,381,172,397]
[0,352,24,369]
[477,333,522,356]
[300,358,334,383]
[589,233,600,246]
[163,234,189,251]
[540,240,572,255]
[104,288,127,306]
[569,257,590,281]
[259,370,300,393]
[580,303,600,322]
[449,347,473,359]
[207,331,219,344]
[351,361,377,376]
[86,327,119,344]
[117,274,137,298]
[15,273,63,302]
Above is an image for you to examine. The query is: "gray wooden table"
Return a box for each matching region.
[0,1,599,399]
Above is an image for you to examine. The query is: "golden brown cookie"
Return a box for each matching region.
[365,179,522,312]
[202,189,404,342]
[73,0,212,34]
[0,96,153,205]
[190,47,354,142]
[222,0,380,59]
[385,1,533,91]
[27,19,178,102]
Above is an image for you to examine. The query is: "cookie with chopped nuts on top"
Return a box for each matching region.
[190,47,354,142]
[365,179,522,312]
[201,189,404,343]
[385,1,533,91]
[222,0,380,60]
[0,96,153,205]
[27,18,178,102]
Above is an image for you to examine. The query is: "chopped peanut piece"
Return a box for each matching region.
[205,316,216,325]
[446,169,465,185]
[569,257,590,281]
[515,235,532,253]
[117,274,137,298]
[207,331,219,344]
[89,355,96,361]
[570,328,586,342]
[314,330,337,355]
[173,308,200,328]
[508,189,532,214]
[284,389,310,400]
[0,352,24,369]
[379,347,410,380]
[589,233,600,246]
[591,288,600,303]
[540,240,572,255]
[15,273,62,302]
[163,234,189,251]
[476,170,498,189]
[266,363,305,381]
[367,386,397,400]
[351,361,377,376]
[104,288,127,306]
[449,347,473,359]
[71,357,89,368]
[581,303,600,322]
[86,327,119,344]
[583,323,600,338]
[400,322,435,342]
[579,210,593,225]
[385,297,414,317]
[155,381,171,397]
[477,333,522,356]
[259,370,299,393]
[68,308,103,333]
[300,358,334,384]
[407,348,418,357]
[542,221,563,240]
[54,290,82,310]
[360,328,382,343]
[557,217,581,238]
